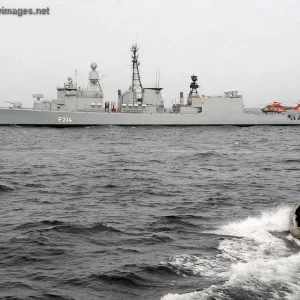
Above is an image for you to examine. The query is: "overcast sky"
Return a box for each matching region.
[1,0,300,108]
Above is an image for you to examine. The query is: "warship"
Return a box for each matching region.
[1,44,300,126]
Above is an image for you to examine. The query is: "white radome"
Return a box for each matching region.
[91,62,97,71]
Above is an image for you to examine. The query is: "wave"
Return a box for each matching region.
[4,254,47,266]
[42,293,75,300]
[0,281,34,298]
[149,215,203,232]
[13,220,64,230]
[125,234,174,246]
[50,222,123,234]
[143,189,174,197]
[33,164,47,168]
[115,247,143,254]
[89,271,150,287]
[13,220,123,234]
[24,183,47,188]
[0,183,14,192]
[102,184,119,188]
[190,151,222,158]
[161,205,300,300]
[41,220,64,226]
[284,159,300,163]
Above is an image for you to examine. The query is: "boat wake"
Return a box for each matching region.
[161,205,300,300]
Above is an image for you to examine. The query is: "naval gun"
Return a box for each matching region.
[4,101,22,109]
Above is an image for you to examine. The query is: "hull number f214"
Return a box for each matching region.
[58,117,73,123]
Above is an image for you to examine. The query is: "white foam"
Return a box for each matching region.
[161,205,299,300]
[215,206,291,262]
[162,254,227,278]
[215,205,290,239]
[162,285,224,300]
[286,233,300,247]
[226,252,300,287]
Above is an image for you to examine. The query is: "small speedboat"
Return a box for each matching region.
[290,202,300,239]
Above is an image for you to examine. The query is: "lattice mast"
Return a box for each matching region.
[130,44,143,104]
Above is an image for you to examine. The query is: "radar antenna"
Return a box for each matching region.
[86,62,103,95]
[130,44,143,104]
[187,75,200,106]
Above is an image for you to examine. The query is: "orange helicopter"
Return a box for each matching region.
[261,102,300,113]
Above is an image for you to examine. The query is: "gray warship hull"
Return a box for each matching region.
[1,108,300,126]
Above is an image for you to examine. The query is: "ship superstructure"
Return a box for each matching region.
[117,44,165,114]
[33,62,105,113]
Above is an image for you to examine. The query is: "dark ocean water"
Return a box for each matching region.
[1,126,300,300]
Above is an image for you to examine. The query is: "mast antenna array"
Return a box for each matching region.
[189,75,199,97]
[130,44,143,103]
[187,75,200,106]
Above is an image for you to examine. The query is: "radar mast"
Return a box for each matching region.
[187,75,200,106]
[130,44,143,104]
[86,62,103,96]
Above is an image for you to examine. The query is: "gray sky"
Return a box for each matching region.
[1,0,300,108]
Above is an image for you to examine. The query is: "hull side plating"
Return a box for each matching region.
[0,109,300,126]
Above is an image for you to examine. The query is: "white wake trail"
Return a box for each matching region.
[161,205,300,300]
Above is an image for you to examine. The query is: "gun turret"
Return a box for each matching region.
[4,101,22,108]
